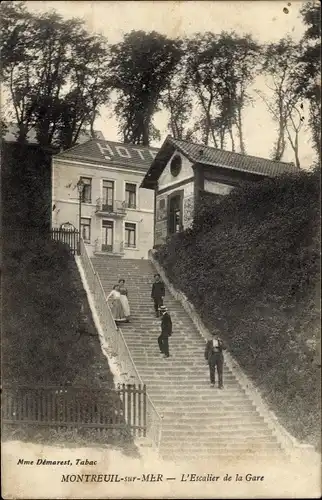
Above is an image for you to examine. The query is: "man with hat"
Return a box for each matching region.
[151,273,165,318]
[204,332,226,388]
[158,305,172,358]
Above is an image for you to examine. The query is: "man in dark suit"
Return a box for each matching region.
[204,333,226,389]
[151,273,165,317]
[158,305,172,358]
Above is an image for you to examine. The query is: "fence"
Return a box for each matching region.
[51,228,79,255]
[2,384,147,438]
[79,238,163,450]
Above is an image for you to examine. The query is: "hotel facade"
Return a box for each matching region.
[52,139,158,259]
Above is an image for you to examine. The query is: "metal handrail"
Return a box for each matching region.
[79,238,163,450]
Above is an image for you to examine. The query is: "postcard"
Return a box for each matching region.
[1,1,321,498]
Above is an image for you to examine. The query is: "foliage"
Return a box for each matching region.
[1,142,54,233]
[155,171,321,448]
[1,1,319,159]
[161,47,194,140]
[0,1,111,149]
[0,1,31,76]
[108,30,183,145]
[293,1,321,162]
[258,37,304,166]
[186,31,260,152]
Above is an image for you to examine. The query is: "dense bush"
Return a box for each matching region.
[156,171,321,449]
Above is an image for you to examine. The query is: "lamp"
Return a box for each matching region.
[76,179,85,251]
[77,179,85,195]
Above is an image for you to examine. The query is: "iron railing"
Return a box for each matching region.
[95,198,126,216]
[79,238,163,450]
[2,384,147,438]
[51,228,79,255]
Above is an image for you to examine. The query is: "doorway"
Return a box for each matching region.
[168,192,183,235]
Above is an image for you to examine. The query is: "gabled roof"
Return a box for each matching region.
[141,136,298,189]
[55,139,159,173]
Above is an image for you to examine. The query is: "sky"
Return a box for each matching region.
[25,1,315,168]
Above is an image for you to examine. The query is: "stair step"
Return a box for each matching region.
[151,396,255,404]
[91,257,284,461]
[160,452,281,459]
[160,448,282,457]
[162,428,274,438]
[161,421,267,430]
[159,442,280,451]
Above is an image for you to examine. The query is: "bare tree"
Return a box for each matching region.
[161,50,193,140]
[258,37,303,163]
[186,32,260,151]
[285,103,305,168]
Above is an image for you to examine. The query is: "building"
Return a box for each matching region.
[52,139,159,259]
[140,136,299,246]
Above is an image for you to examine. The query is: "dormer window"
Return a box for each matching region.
[170,154,182,177]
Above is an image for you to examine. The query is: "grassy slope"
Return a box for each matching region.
[156,171,321,449]
[2,235,112,386]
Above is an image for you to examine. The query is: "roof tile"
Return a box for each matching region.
[56,139,159,172]
[170,137,298,176]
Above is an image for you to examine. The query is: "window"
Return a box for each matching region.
[102,180,114,211]
[125,183,137,209]
[81,217,91,242]
[125,222,136,248]
[170,155,182,177]
[102,220,113,252]
[80,177,92,203]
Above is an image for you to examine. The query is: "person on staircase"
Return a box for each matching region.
[118,279,130,322]
[158,305,172,358]
[151,273,165,318]
[106,284,126,323]
[204,332,226,389]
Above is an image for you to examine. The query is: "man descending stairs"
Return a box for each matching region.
[91,256,285,462]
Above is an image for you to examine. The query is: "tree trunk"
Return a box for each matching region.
[17,123,29,144]
[228,126,235,152]
[273,117,286,161]
[294,132,300,169]
[309,101,321,163]
[237,105,246,154]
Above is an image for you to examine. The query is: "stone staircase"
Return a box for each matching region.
[91,256,285,462]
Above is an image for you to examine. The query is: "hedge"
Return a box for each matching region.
[156,170,321,449]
